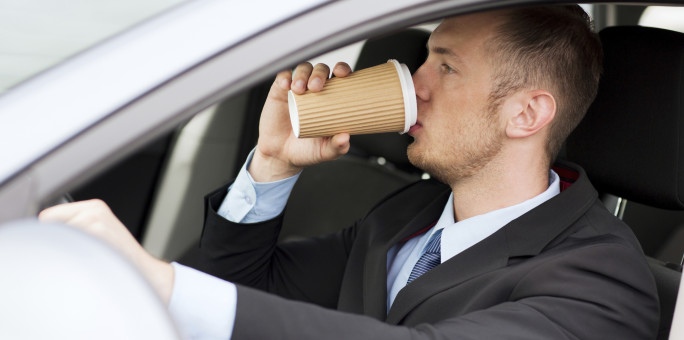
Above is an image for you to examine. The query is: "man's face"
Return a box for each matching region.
[407,12,506,184]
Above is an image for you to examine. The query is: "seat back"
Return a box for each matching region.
[565,25,684,340]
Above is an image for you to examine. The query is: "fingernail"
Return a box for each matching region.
[310,78,323,90]
[280,78,289,89]
[295,80,305,91]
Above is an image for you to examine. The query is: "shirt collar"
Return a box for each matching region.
[426,170,561,263]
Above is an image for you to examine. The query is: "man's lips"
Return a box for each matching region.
[408,123,422,135]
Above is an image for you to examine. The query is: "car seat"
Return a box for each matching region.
[565,25,684,340]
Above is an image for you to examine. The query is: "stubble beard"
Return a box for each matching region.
[407,106,504,185]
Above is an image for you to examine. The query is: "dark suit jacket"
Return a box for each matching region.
[195,162,659,339]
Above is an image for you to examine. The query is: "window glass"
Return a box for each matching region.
[580,4,594,19]
[0,0,185,93]
[639,6,684,32]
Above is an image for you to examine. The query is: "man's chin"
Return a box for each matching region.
[407,143,426,170]
[407,144,451,183]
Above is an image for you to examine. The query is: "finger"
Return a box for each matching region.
[291,62,314,94]
[38,199,107,223]
[274,69,293,91]
[64,212,105,232]
[321,133,350,160]
[332,62,352,78]
[331,133,351,154]
[308,63,331,92]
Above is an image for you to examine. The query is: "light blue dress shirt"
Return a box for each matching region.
[217,150,300,223]
[167,150,560,339]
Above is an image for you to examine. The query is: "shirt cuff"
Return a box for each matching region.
[217,149,300,223]
[168,262,237,340]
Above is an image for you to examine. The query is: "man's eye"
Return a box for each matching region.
[440,64,454,74]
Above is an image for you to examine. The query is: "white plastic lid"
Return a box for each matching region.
[287,90,299,138]
[288,90,301,137]
[388,59,417,134]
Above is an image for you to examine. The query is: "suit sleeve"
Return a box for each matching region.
[229,242,657,340]
[194,185,358,309]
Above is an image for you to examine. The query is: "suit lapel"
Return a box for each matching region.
[362,185,450,320]
[385,162,598,324]
[386,229,509,324]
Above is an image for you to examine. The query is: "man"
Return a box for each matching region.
[40,5,659,339]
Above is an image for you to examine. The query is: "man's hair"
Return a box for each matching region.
[487,5,603,162]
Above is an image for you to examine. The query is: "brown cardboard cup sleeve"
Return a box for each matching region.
[288,60,417,138]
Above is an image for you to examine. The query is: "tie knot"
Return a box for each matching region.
[423,229,442,254]
[406,228,443,284]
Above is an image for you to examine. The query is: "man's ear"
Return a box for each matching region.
[504,89,556,139]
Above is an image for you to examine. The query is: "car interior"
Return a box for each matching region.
[64,4,681,338]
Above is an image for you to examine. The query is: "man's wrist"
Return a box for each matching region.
[139,255,174,304]
[249,149,302,182]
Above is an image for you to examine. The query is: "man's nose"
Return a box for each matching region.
[412,63,430,102]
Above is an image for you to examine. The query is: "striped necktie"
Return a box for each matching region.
[407,228,443,284]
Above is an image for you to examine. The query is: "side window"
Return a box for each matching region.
[0,1,184,94]
[308,41,365,73]
[639,6,684,32]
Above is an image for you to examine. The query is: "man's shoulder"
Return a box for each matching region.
[559,198,645,252]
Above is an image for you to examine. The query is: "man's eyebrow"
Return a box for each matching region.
[426,42,461,59]
[426,43,464,67]
[431,46,456,57]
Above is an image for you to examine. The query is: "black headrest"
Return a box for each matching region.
[349,29,430,173]
[566,26,684,209]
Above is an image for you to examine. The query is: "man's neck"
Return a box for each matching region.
[449,156,550,222]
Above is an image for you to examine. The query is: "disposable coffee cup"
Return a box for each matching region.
[288,59,417,138]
